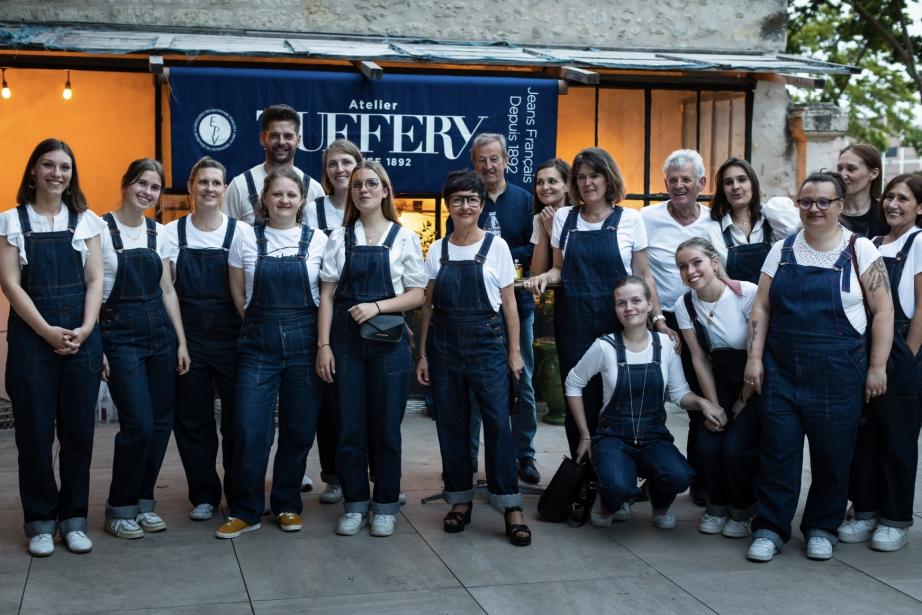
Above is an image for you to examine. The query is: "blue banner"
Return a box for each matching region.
[168,67,558,193]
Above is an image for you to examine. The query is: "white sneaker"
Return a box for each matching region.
[806,536,833,560]
[105,518,144,539]
[63,530,93,554]
[189,503,215,521]
[747,537,778,562]
[612,501,631,521]
[336,512,367,536]
[398,492,407,506]
[722,518,752,538]
[300,474,314,493]
[870,525,909,552]
[319,484,343,504]
[137,512,167,532]
[370,513,397,537]
[590,499,630,527]
[28,534,54,557]
[652,508,676,530]
[838,518,876,543]
[698,514,729,535]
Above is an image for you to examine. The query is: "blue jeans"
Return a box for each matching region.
[230,318,321,524]
[470,310,536,463]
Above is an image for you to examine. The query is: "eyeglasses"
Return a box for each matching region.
[796,197,842,210]
[448,195,482,207]
[351,178,381,191]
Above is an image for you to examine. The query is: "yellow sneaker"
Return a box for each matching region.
[215,517,260,539]
[277,512,303,532]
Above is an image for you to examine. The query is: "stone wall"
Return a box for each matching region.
[751,80,797,199]
[0,0,787,51]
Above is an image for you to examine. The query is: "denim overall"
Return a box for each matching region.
[332,223,411,515]
[173,216,241,508]
[753,232,868,548]
[7,206,102,538]
[555,207,627,456]
[230,224,321,524]
[100,213,177,520]
[682,292,759,521]
[722,218,773,284]
[427,234,523,508]
[850,231,922,527]
[591,332,693,513]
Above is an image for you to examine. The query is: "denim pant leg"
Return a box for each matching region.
[270,363,321,515]
[697,421,730,515]
[212,357,238,506]
[335,344,371,514]
[510,310,537,461]
[636,439,694,511]
[431,352,476,504]
[366,343,410,515]
[138,335,177,511]
[174,357,224,507]
[316,381,340,484]
[877,392,922,526]
[721,403,760,518]
[592,435,640,512]
[468,390,482,467]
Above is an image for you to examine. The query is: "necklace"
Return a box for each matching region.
[364,223,388,245]
[694,285,725,323]
[121,221,145,242]
[625,355,649,446]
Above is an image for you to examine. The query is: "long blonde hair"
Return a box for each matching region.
[343,160,400,226]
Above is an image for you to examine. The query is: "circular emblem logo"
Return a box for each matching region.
[194,109,236,151]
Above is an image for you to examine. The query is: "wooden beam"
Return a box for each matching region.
[354,60,383,80]
[558,65,599,85]
[755,72,825,89]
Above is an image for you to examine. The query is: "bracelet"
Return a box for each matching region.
[375,301,382,314]
[580,436,592,441]
[417,354,427,361]
[318,343,330,349]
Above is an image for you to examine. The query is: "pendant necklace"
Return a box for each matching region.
[625,357,649,446]
[695,285,724,324]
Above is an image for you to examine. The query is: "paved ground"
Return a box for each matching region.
[0,406,920,615]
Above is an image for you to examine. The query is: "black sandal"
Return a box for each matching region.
[443,502,473,533]
[504,507,532,547]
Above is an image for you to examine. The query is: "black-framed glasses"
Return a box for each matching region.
[351,178,381,191]
[448,195,482,208]
[796,197,841,210]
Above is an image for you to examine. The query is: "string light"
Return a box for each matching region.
[62,70,72,100]
[1,68,10,100]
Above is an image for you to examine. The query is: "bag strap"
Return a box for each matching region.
[848,232,871,319]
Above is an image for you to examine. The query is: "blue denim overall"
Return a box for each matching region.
[100,213,177,520]
[722,218,773,284]
[591,332,693,512]
[332,223,411,515]
[428,234,523,508]
[173,216,241,508]
[230,224,322,524]
[752,233,868,548]
[7,206,102,538]
[850,231,922,527]
[682,292,759,520]
[555,207,628,456]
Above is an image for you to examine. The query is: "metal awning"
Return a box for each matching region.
[0,22,856,76]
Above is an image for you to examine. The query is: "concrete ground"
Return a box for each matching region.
[1,406,921,615]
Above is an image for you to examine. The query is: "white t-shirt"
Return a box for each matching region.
[761,228,881,334]
[641,201,713,307]
[0,204,105,266]
[222,163,324,225]
[303,196,345,231]
[424,235,515,312]
[673,281,758,350]
[320,222,428,294]
[99,216,168,302]
[875,227,922,317]
[704,197,802,268]
[550,206,648,274]
[227,224,328,308]
[160,213,237,266]
[565,332,691,406]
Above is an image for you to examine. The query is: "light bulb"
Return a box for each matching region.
[1,68,9,99]
[62,70,72,100]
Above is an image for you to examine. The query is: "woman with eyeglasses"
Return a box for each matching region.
[837,144,888,239]
[416,170,530,546]
[839,174,922,552]
[743,171,893,563]
[316,161,426,538]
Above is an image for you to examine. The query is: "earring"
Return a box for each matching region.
[65,186,72,196]
[28,176,36,189]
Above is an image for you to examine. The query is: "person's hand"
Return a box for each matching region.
[508,351,524,380]
[176,344,191,375]
[538,205,556,234]
[731,397,747,418]
[575,436,592,463]
[101,353,110,382]
[348,302,380,324]
[44,325,78,354]
[655,320,681,353]
[523,274,548,301]
[702,401,727,432]
[316,346,335,383]
[743,359,763,394]
[416,356,430,386]
[865,365,887,402]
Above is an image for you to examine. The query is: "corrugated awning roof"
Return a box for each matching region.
[0,23,855,76]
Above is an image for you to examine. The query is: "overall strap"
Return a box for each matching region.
[145,217,158,251]
[722,224,735,248]
[839,232,857,294]
[683,291,712,354]
[650,329,662,364]
[603,206,623,229]
[243,169,259,207]
[297,224,313,259]
[66,209,78,233]
[762,217,774,246]
[778,233,797,266]
[439,234,451,264]
[16,205,31,235]
[897,230,921,261]
[344,224,356,252]
[103,213,124,252]
[178,215,188,248]
[221,217,237,251]
[475,232,495,263]
[315,196,328,230]
[600,331,628,366]
[558,207,580,253]
[382,222,401,248]
[255,224,268,257]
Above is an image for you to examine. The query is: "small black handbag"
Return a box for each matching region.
[359,314,405,343]
[508,372,521,416]
[538,456,595,525]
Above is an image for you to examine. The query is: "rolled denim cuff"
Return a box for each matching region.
[106,501,140,520]
[752,528,784,551]
[489,492,524,509]
[706,504,730,518]
[58,516,87,536]
[444,489,475,506]
[879,517,913,529]
[320,472,339,486]
[138,498,157,514]
[730,506,755,522]
[804,527,838,547]
[344,499,370,514]
[370,500,401,515]
[24,519,57,538]
[853,510,878,521]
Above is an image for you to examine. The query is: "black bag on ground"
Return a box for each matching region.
[538,456,594,524]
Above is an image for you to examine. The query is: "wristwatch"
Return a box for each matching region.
[651,314,666,325]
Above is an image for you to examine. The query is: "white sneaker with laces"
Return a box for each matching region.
[612,501,631,521]
[370,513,397,537]
[870,525,909,552]
[698,513,729,534]
[652,508,676,530]
[28,533,55,557]
[189,503,215,521]
[137,512,167,532]
[105,518,144,539]
[806,536,833,560]
[722,518,752,538]
[837,518,876,543]
[64,530,93,554]
[319,484,343,504]
[590,499,630,527]
[747,537,778,562]
[336,512,367,536]
[300,474,314,493]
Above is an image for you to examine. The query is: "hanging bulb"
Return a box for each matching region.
[1,68,10,99]
[62,70,72,100]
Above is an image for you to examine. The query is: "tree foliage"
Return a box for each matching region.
[787,0,922,150]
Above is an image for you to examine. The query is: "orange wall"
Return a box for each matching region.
[0,69,155,215]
